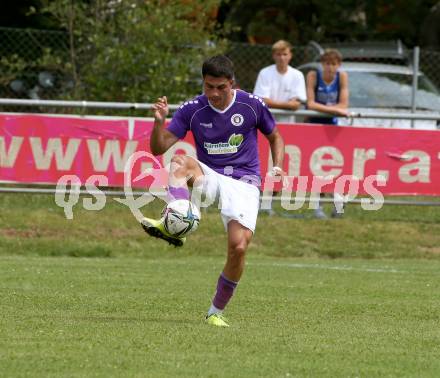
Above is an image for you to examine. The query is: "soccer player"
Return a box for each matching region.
[141,55,285,327]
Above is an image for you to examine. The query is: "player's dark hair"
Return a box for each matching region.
[202,55,234,80]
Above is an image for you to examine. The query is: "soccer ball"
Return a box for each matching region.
[162,199,201,237]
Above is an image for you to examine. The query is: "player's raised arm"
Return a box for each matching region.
[150,96,179,156]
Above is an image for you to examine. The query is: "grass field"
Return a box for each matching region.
[1,193,440,377]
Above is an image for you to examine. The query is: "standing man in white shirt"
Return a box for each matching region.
[253,40,307,124]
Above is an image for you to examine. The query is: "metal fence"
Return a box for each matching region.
[1,27,439,208]
[0,28,69,100]
[0,97,439,207]
[2,27,440,103]
[228,40,440,106]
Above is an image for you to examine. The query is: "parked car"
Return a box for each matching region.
[299,42,440,129]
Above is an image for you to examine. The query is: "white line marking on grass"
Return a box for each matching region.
[249,262,406,274]
[144,258,408,274]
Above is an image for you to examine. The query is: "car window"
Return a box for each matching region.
[349,71,440,111]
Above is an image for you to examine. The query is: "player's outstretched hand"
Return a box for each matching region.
[152,96,169,124]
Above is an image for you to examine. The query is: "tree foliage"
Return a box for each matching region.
[222,0,439,46]
[36,0,224,102]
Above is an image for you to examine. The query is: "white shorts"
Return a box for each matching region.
[192,161,260,233]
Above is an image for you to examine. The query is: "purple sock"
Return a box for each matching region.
[212,273,238,310]
[167,186,190,202]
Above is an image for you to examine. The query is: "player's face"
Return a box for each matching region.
[273,49,292,70]
[203,75,234,110]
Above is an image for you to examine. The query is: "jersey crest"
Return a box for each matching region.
[231,113,244,127]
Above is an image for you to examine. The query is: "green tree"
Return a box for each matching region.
[37,0,224,103]
[222,0,438,46]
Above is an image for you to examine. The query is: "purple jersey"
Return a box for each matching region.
[167,89,275,184]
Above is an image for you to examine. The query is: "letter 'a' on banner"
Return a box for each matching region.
[0,113,439,195]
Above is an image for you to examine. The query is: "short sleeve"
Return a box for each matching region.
[256,100,276,135]
[290,70,307,102]
[253,70,270,98]
[166,107,190,139]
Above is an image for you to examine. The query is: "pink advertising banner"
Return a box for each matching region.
[261,122,440,196]
[0,113,439,195]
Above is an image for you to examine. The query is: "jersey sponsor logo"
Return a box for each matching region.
[204,133,244,154]
[200,122,213,128]
[231,113,244,127]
